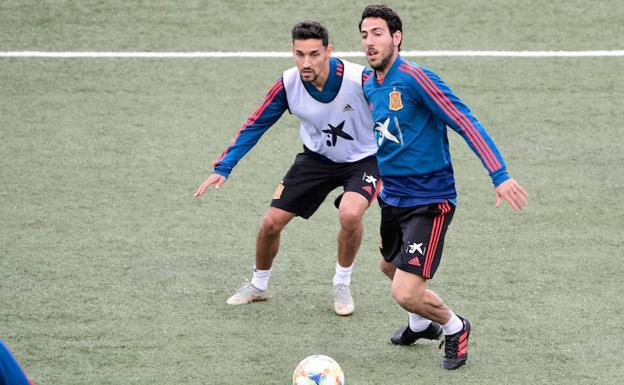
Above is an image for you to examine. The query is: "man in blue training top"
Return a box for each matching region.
[0,340,34,385]
[195,21,380,316]
[359,5,528,369]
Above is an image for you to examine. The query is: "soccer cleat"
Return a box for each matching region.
[226,282,269,305]
[390,321,443,345]
[441,316,471,370]
[333,283,355,316]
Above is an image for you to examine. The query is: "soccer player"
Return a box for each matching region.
[0,339,35,385]
[194,21,380,316]
[359,5,528,369]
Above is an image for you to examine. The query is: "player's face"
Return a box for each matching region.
[360,17,401,72]
[293,39,332,83]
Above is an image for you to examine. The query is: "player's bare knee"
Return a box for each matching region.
[391,287,422,310]
[392,292,413,310]
[338,209,364,231]
[259,213,286,235]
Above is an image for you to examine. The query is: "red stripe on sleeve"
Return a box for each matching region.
[399,64,501,172]
[400,65,500,171]
[408,66,501,171]
[399,65,499,171]
[213,79,284,166]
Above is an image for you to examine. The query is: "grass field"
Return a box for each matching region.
[1,1,623,384]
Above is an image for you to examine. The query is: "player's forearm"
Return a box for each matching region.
[212,126,271,177]
[211,82,288,177]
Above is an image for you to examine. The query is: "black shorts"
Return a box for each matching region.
[271,152,380,219]
[379,199,455,279]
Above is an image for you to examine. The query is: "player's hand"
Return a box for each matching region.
[495,178,528,211]
[194,173,227,197]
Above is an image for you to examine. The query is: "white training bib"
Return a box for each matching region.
[282,60,376,162]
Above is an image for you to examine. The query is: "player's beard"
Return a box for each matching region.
[370,49,394,72]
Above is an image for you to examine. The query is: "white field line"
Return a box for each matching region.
[1,50,624,58]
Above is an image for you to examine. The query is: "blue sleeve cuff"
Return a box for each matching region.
[214,168,230,178]
[491,168,510,187]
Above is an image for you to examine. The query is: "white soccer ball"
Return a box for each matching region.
[292,354,345,385]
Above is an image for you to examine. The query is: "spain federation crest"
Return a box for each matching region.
[389,89,403,111]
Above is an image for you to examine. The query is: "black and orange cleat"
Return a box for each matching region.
[440,316,471,370]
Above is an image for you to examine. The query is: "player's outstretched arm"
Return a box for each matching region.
[494,178,528,211]
[194,173,227,197]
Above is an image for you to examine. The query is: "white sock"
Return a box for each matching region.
[332,263,353,286]
[250,266,271,291]
[441,312,464,335]
[408,313,432,332]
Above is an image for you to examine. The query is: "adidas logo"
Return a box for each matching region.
[343,104,354,112]
[407,257,421,267]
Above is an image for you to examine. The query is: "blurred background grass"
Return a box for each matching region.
[2,0,624,51]
[1,1,623,384]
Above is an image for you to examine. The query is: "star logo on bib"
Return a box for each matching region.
[322,121,353,146]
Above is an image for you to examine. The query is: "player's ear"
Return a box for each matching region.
[392,31,402,48]
[326,43,333,58]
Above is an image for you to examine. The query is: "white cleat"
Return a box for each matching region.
[333,283,355,316]
[226,282,269,305]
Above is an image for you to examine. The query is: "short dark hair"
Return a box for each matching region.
[291,21,329,47]
[359,4,403,49]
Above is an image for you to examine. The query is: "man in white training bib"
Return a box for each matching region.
[195,21,380,316]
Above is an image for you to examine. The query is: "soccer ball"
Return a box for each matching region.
[292,354,345,385]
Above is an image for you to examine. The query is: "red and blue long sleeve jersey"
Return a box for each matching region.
[363,56,509,207]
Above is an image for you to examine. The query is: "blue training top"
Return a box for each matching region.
[363,55,509,207]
